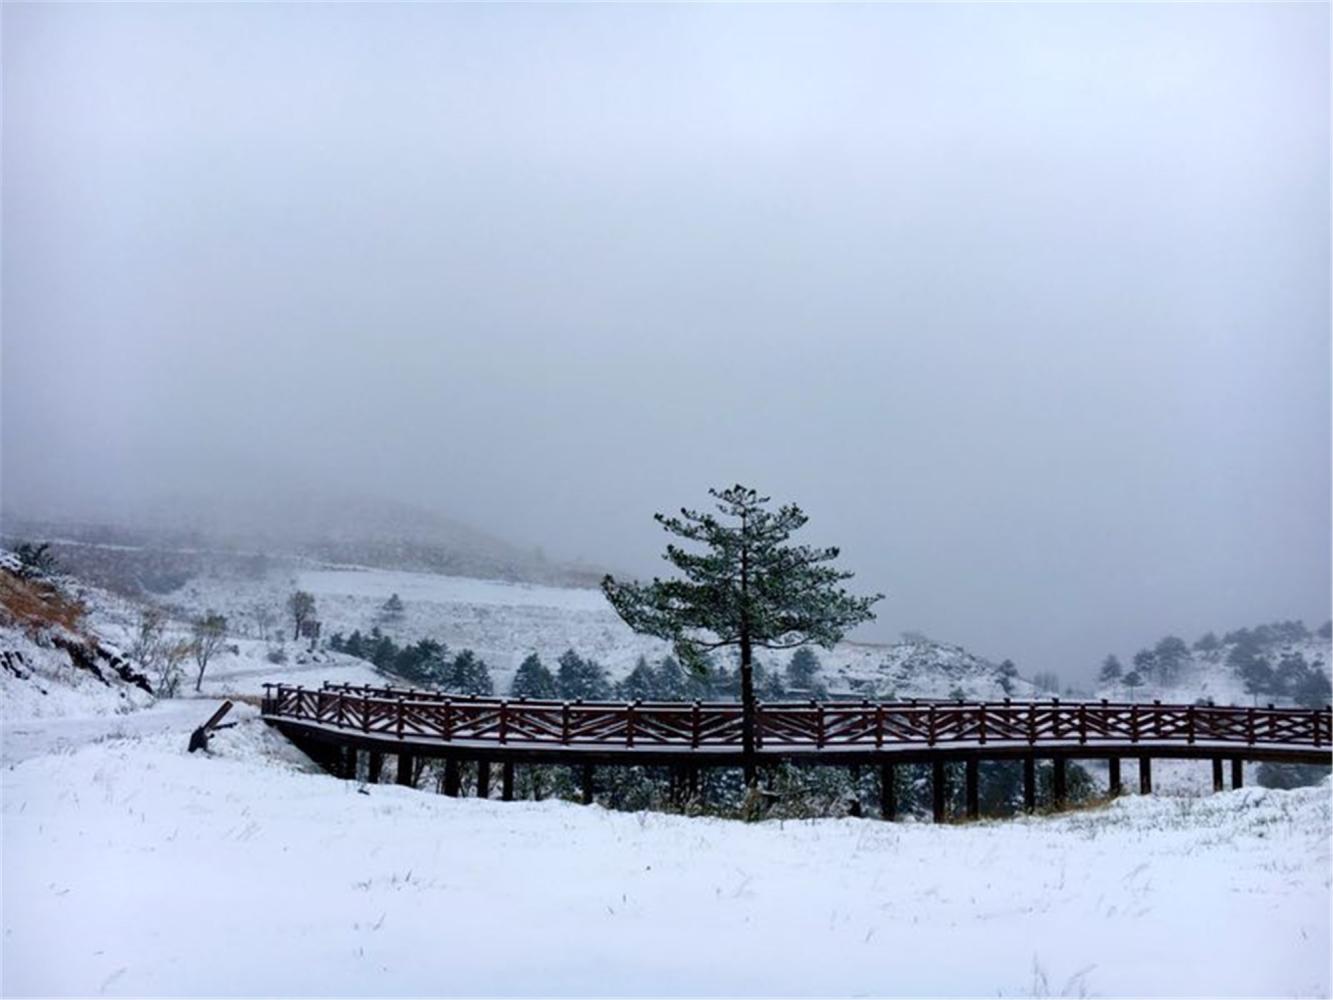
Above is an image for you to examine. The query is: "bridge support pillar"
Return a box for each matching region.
[502,761,515,802]
[965,759,979,820]
[1139,757,1152,795]
[581,764,595,806]
[1022,755,1036,814]
[396,754,415,788]
[476,761,491,799]
[443,759,461,798]
[1052,758,1067,810]
[880,762,896,821]
[687,765,700,803]
[1231,758,1243,789]
[932,760,948,823]
[367,751,384,785]
[1212,758,1224,792]
[1108,757,1122,797]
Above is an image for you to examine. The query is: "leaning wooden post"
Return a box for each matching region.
[880,761,897,821]
[1108,756,1121,797]
[1139,756,1152,795]
[367,751,384,785]
[932,759,947,823]
[581,763,595,806]
[1231,758,1243,789]
[965,758,980,820]
[1022,754,1036,814]
[501,761,515,802]
[1052,757,1067,810]
[476,760,491,799]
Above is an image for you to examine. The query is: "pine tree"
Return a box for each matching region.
[511,653,557,699]
[380,593,405,624]
[654,655,690,700]
[446,650,494,696]
[618,656,659,701]
[1097,654,1123,686]
[1122,670,1143,700]
[602,485,882,784]
[556,649,612,701]
[996,658,1019,695]
[786,647,821,693]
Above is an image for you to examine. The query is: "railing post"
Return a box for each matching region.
[443,698,453,741]
[815,700,825,749]
[1077,704,1086,745]
[875,703,884,749]
[1027,702,1036,745]
[1130,703,1139,743]
[1246,707,1255,745]
[1051,697,1060,740]
[499,701,508,744]
[1316,709,1324,749]
[755,700,764,749]
[928,704,937,746]
[562,702,572,745]
[978,704,987,745]
[337,692,345,727]
[691,700,701,749]
[626,701,636,749]
[1186,705,1194,744]
[396,697,404,739]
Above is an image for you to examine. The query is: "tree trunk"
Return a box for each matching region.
[740,634,756,787]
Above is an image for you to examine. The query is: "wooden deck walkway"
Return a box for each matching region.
[261,681,1332,821]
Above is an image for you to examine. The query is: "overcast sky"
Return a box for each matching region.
[3,3,1329,681]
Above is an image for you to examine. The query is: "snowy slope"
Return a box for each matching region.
[2,714,1328,997]
[168,564,1033,699]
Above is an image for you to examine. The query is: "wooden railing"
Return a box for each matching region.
[261,682,1332,753]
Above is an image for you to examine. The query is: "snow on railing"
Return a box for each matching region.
[260,682,1332,752]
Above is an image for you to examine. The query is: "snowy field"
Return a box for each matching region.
[169,564,1033,699]
[3,710,1330,998]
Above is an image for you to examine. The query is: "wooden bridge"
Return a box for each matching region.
[262,681,1332,822]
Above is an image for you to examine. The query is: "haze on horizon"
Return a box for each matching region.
[2,3,1329,684]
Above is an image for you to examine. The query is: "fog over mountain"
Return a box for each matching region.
[3,2,1329,685]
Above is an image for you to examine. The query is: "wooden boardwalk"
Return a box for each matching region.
[262,681,1332,821]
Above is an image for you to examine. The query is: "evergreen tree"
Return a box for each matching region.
[1097,654,1123,686]
[654,655,690,700]
[1292,668,1331,709]
[556,649,612,700]
[1122,670,1144,700]
[510,653,557,699]
[618,656,660,701]
[996,658,1019,695]
[380,593,405,624]
[1193,631,1221,653]
[1131,649,1156,688]
[1153,636,1190,685]
[786,647,822,692]
[1240,656,1273,705]
[446,650,494,696]
[343,629,365,658]
[602,485,880,784]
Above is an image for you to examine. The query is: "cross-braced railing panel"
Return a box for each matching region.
[261,684,1331,756]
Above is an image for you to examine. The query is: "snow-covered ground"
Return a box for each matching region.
[3,710,1329,997]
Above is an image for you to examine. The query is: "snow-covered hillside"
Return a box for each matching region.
[166,564,1032,700]
[3,715,1329,997]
